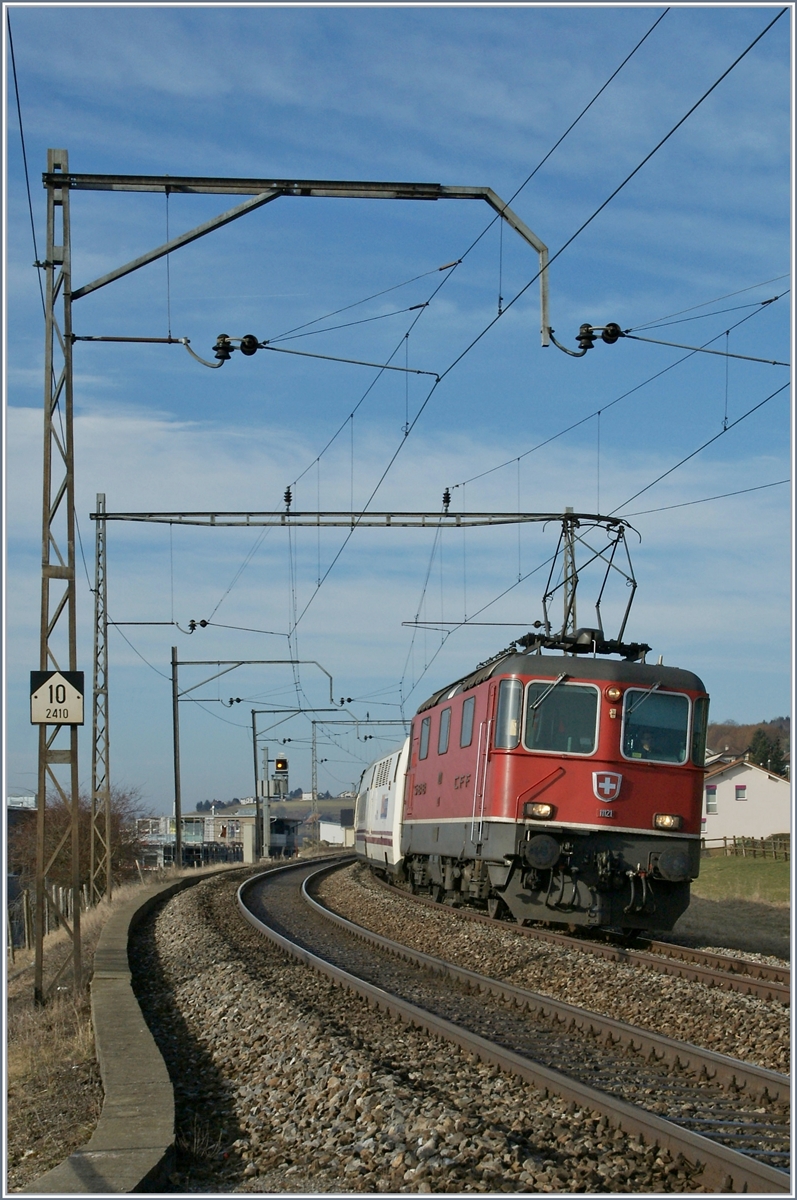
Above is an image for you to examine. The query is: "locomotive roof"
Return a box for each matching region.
[416,651,706,714]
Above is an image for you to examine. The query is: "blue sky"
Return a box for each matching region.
[4,4,792,813]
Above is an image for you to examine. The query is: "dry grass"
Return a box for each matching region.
[5,872,196,1191]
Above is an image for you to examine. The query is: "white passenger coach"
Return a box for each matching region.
[354,739,409,873]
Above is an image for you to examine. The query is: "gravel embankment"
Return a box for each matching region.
[130,871,712,1193]
[315,864,789,1075]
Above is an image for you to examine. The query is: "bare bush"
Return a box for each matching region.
[7,785,152,891]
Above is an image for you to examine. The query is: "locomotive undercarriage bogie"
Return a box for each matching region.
[401,820,699,932]
[409,853,492,903]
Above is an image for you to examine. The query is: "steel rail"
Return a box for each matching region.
[645,940,789,987]
[372,873,790,1004]
[237,861,788,1194]
[304,866,788,1103]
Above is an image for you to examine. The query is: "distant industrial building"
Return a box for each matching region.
[318,819,355,848]
[135,803,301,869]
[7,795,36,810]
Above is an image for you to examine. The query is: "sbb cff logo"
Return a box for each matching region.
[592,772,622,802]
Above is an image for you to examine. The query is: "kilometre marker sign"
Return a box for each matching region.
[30,671,85,725]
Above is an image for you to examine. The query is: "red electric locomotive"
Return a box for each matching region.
[400,646,708,931]
[355,513,709,933]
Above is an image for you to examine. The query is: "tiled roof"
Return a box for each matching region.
[704,757,789,782]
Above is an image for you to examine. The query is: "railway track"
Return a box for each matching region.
[238,859,789,1194]
[372,872,790,1004]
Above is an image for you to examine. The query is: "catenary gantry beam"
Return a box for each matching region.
[91,510,626,529]
[47,172,550,345]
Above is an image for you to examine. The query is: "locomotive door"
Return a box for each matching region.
[405,721,418,818]
[404,770,414,817]
[470,683,496,848]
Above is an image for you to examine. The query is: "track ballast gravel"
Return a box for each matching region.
[316,864,789,1075]
[129,868,716,1193]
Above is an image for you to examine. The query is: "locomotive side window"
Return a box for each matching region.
[495,679,522,749]
[460,696,476,747]
[523,682,598,755]
[691,695,709,765]
[622,690,689,764]
[438,707,451,754]
[419,716,431,760]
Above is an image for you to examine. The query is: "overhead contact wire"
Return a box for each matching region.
[241,10,785,634]
[624,479,789,517]
[437,6,789,389]
[6,12,46,319]
[274,13,673,632]
[610,381,790,514]
[629,292,788,332]
[267,264,448,342]
[289,11,670,503]
[455,294,784,489]
[626,274,789,331]
[348,13,788,698]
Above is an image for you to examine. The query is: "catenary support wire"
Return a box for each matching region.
[610,382,790,514]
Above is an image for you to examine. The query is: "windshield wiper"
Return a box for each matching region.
[626,681,661,716]
[529,673,568,711]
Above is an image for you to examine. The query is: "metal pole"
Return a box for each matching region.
[34,739,46,1004]
[563,508,578,639]
[35,148,81,1003]
[71,726,81,986]
[311,723,318,830]
[266,744,272,859]
[251,709,261,859]
[171,647,182,868]
[91,493,112,902]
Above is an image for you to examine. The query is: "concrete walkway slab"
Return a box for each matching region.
[21,872,227,1194]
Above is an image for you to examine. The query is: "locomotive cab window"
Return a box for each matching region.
[419,716,431,760]
[691,695,709,765]
[523,682,598,755]
[622,690,689,764]
[495,678,522,749]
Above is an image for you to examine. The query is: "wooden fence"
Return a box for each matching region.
[701,835,790,861]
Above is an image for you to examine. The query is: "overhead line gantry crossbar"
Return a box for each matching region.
[47,171,549,345]
[91,510,626,529]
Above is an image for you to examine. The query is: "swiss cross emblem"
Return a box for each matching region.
[593,772,622,802]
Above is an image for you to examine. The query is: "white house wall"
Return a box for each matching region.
[702,762,791,841]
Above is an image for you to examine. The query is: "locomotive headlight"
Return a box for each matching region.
[605,686,622,701]
[654,813,683,831]
[526,802,554,819]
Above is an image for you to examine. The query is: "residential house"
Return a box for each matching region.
[701,758,791,841]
